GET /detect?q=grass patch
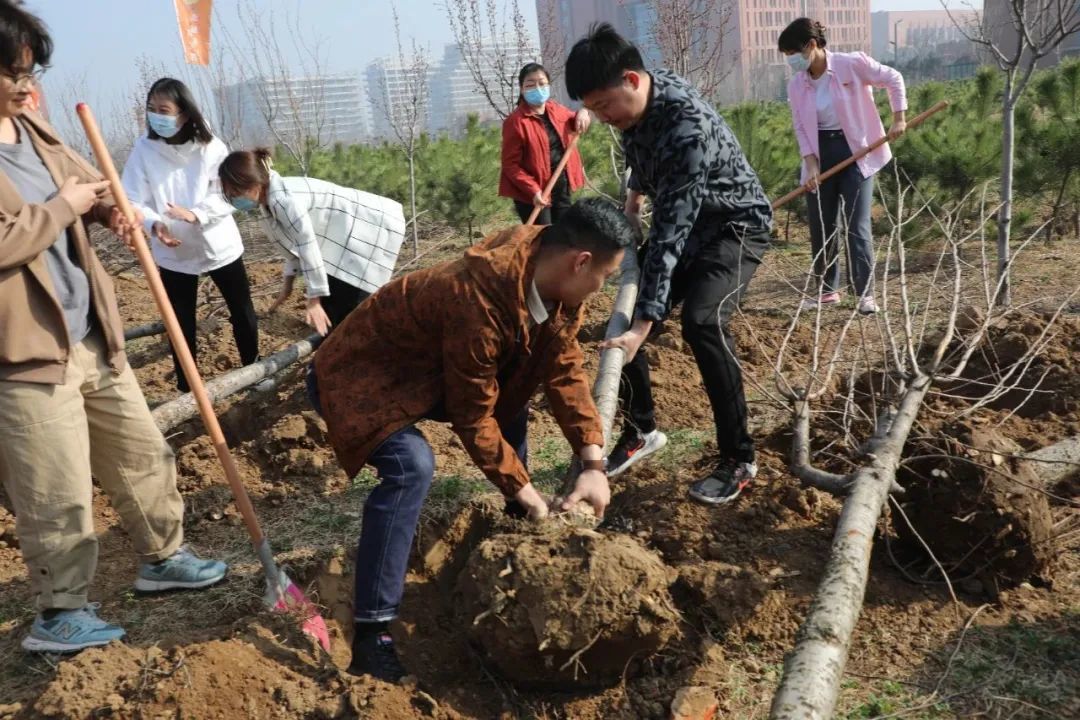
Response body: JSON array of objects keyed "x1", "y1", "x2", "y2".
[
  {"x1": 842, "y1": 680, "x2": 951, "y2": 719},
  {"x1": 933, "y1": 614, "x2": 1080, "y2": 717}
]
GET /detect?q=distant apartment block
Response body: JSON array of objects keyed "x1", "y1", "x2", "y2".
[
  {"x1": 365, "y1": 57, "x2": 431, "y2": 141},
  {"x1": 427, "y1": 36, "x2": 540, "y2": 135},
  {"x1": 215, "y1": 74, "x2": 368, "y2": 149},
  {"x1": 871, "y1": 9, "x2": 980, "y2": 64},
  {"x1": 536, "y1": 0, "x2": 870, "y2": 104},
  {"x1": 535, "y1": 0, "x2": 658, "y2": 100}
]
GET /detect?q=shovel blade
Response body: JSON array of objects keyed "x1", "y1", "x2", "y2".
[{"x1": 265, "y1": 568, "x2": 332, "y2": 652}]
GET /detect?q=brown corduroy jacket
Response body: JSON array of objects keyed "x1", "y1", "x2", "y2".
[
  {"x1": 0, "y1": 111, "x2": 125, "y2": 385},
  {"x1": 314, "y1": 225, "x2": 605, "y2": 495}
]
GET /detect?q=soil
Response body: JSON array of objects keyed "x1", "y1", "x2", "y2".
[
  {"x1": 458, "y1": 524, "x2": 679, "y2": 688},
  {"x1": 0, "y1": 230, "x2": 1078, "y2": 719}
]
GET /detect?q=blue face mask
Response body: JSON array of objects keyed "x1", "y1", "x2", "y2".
[
  {"x1": 147, "y1": 111, "x2": 181, "y2": 138},
  {"x1": 229, "y1": 196, "x2": 259, "y2": 212},
  {"x1": 523, "y1": 86, "x2": 550, "y2": 106},
  {"x1": 787, "y1": 52, "x2": 811, "y2": 74}
]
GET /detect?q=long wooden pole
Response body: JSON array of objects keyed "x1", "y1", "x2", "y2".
[
  {"x1": 76, "y1": 104, "x2": 268, "y2": 550},
  {"x1": 771, "y1": 100, "x2": 949, "y2": 210},
  {"x1": 526, "y1": 134, "x2": 581, "y2": 225}
]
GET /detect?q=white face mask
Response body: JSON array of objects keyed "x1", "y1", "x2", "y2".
[{"x1": 787, "y1": 52, "x2": 811, "y2": 74}]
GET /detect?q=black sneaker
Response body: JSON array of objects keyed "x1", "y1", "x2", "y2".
[
  {"x1": 606, "y1": 429, "x2": 668, "y2": 477},
  {"x1": 688, "y1": 459, "x2": 758, "y2": 506},
  {"x1": 348, "y1": 631, "x2": 408, "y2": 683}
]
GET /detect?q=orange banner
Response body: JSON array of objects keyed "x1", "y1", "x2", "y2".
[{"x1": 174, "y1": 0, "x2": 212, "y2": 66}]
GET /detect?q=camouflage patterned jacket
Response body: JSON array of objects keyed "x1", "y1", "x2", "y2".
[{"x1": 623, "y1": 70, "x2": 773, "y2": 322}]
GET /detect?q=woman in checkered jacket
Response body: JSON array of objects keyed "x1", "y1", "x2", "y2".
[{"x1": 218, "y1": 149, "x2": 406, "y2": 335}]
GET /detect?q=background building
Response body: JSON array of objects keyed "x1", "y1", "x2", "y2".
[
  {"x1": 871, "y1": 9, "x2": 980, "y2": 65},
  {"x1": 536, "y1": 0, "x2": 871, "y2": 105},
  {"x1": 427, "y1": 36, "x2": 540, "y2": 135},
  {"x1": 366, "y1": 57, "x2": 431, "y2": 141},
  {"x1": 216, "y1": 73, "x2": 369, "y2": 148},
  {"x1": 535, "y1": 0, "x2": 657, "y2": 100}
]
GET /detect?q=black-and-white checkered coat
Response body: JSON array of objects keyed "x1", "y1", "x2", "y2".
[{"x1": 260, "y1": 171, "x2": 406, "y2": 297}]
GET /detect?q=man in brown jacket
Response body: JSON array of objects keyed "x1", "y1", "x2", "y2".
[
  {"x1": 0, "y1": 1, "x2": 226, "y2": 655},
  {"x1": 310, "y1": 197, "x2": 637, "y2": 681}
]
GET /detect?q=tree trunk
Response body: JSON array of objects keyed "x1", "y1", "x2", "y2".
[
  {"x1": 559, "y1": 251, "x2": 639, "y2": 497},
  {"x1": 997, "y1": 86, "x2": 1016, "y2": 308},
  {"x1": 769, "y1": 376, "x2": 931, "y2": 720},
  {"x1": 124, "y1": 321, "x2": 165, "y2": 341},
  {"x1": 152, "y1": 334, "x2": 323, "y2": 432},
  {"x1": 1048, "y1": 167, "x2": 1074, "y2": 243},
  {"x1": 408, "y1": 146, "x2": 419, "y2": 257},
  {"x1": 592, "y1": 251, "x2": 640, "y2": 446}
]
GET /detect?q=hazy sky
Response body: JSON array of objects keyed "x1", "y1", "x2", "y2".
[{"x1": 32, "y1": 0, "x2": 980, "y2": 115}]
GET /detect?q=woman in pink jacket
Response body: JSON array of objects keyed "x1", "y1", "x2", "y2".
[{"x1": 780, "y1": 18, "x2": 907, "y2": 314}]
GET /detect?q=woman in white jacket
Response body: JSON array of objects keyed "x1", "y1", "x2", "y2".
[
  {"x1": 218, "y1": 148, "x2": 405, "y2": 335},
  {"x1": 122, "y1": 78, "x2": 258, "y2": 391}
]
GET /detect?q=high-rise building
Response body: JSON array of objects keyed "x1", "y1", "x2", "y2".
[
  {"x1": 215, "y1": 73, "x2": 369, "y2": 149},
  {"x1": 427, "y1": 36, "x2": 540, "y2": 136},
  {"x1": 536, "y1": 0, "x2": 872, "y2": 105},
  {"x1": 365, "y1": 57, "x2": 432, "y2": 141},
  {"x1": 535, "y1": 0, "x2": 656, "y2": 100},
  {"x1": 870, "y1": 9, "x2": 980, "y2": 64}
]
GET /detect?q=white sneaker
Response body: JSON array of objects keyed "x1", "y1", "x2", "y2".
[
  {"x1": 858, "y1": 296, "x2": 879, "y2": 315},
  {"x1": 605, "y1": 429, "x2": 668, "y2": 477}
]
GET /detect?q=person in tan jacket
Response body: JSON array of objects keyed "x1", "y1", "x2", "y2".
[
  {"x1": 308, "y1": 197, "x2": 637, "y2": 682},
  {"x1": 0, "y1": 0, "x2": 226, "y2": 654}
]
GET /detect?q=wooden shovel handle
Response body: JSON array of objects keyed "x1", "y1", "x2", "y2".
[
  {"x1": 526, "y1": 134, "x2": 581, "y2": 226},
  {"x1": 771, "y1": 100, "x2": 950, "y2": 210},
  {"x1": 76, "y1": 103, "x2": 267, "y2": 546}
]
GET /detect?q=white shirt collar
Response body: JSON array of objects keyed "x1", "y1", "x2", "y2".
[{"x1": 527, "y1": 280, "x2": 550, "y2": 325}]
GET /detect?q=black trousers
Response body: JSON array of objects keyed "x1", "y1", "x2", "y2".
[
  {"x1": 323, "y1": 275, "x2": 371, "y2": 329},
  {"x1": 619, "y1": 230, "x2": 768, "y2": 464},
  {"x1": 159, "y1": 256, "x2": 259, "y2": 392},
  {"x1": 513, "y1": 199, "x2": 571, "y2": 226}
]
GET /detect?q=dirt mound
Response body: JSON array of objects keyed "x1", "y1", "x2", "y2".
[
  {"x1": 945, "y1": 312, "x2": 1080, "y2": 427},
  {"x1": 28, "y1": 623, "x2": 430, "y2": 720},
  {"x1": 457, "y1": 525, "x2": 680, "y2": 688},
  {"x1": 898, "y1": 426, "x2": 1057, "y2": 591},
  {"x1": 675, "y1": 562, "x2": 770, "y2": 628}
]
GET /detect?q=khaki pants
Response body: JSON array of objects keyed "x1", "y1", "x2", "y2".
[{"x1": 0, "y1": 333, "x2": 184, "y2": 610}]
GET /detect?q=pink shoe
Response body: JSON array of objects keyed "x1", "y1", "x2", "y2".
[{"x1": 800, "y1": 291, "x2": 842, "y2": 310}]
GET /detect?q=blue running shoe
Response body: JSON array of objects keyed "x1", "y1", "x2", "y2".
[
  {"x1": 135, "y1": 546, "x2": 227, "y2": 592},
  {"x1": 21, "y1": 603, "x2": 125, "y2": 653}
]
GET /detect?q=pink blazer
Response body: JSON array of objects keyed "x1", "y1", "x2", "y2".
[{"x1": 787, "y1": 50, "x2": 907, "y2": 185}]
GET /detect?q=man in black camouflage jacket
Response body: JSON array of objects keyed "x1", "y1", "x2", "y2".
[{"x1": 566, "y1": 23, "x2": 773, "y2": 506}]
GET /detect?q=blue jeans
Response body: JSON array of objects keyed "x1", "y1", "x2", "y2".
[
  {"x1": 306, "y1": 368, "x2": 528, "y2": 622},
  {"x1": 807, "y1": 130, "x2": 876, "y2": 297}
]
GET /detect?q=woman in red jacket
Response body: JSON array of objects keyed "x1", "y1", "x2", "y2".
[{"x1": 499, "y1": 63, "x2": 590, "y2": 224}]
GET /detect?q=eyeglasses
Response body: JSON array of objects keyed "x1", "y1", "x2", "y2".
[{"x1": 0, "y1": 68, "x2": 44, "y2": 87}]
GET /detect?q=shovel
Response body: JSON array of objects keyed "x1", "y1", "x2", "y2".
[
  {"x1": 771, "y1": 100, "x2": 950, "y2": 209},
  {"x1": 76, "y1": 103, "x2": 331, "y2": 653},
  {"x1": 526, "y1": 134, "x2": 581, "y2": 226}
]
